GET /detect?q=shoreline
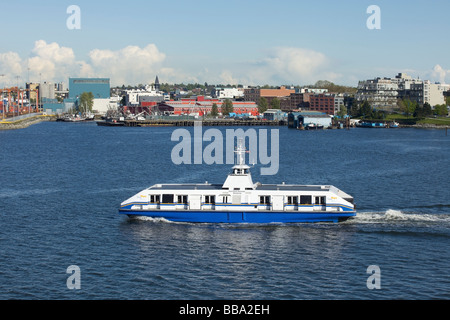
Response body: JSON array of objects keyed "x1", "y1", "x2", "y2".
[
  {"x1": 0, "y1": 115, "x2": 56, "y2": 130},
  {"x1": 0, "y1": 115, "x2": 449, "y2": 130}
]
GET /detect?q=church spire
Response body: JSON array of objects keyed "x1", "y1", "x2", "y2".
[{"x1": 155, "y1": 75, "x2": 160, "y2": 91}]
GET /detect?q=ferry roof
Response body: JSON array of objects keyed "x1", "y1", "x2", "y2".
[{"x1": 147, "y1": 183, "x2": 330, "y2": 192}]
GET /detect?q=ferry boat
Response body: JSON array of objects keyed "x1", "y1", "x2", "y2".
[{"x1": 119, "y1": 140, "x2": 356, "y2": 223}]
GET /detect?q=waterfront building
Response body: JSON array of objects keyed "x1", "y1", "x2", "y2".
[
  {"x1": 244, "y1": 86, "x2": 295, "y2": 110},
  {"x1": 68, "y1": 78, "x2": 110, "y2": 100},
  {"x1": 263, "y1": 109, "x2": 285, "y2": 121},
  {"x1": 92, "y1": 97, "x2": 120, "y2": 114},
  {"x1": 356, "y1": 73, "x2": 447, "y2": 110},
  {"x1": 212, "y1": 87, "x2": 244, "y2": 100},
  {"x1": 65, "y1": 78, "x2": 111, "y2": 114},
  {"x1": 307, "y1": 93, "x2": 344, "y2": 116},
  {"x1": 40, "y1": 82, "x2": 56, "y2": 100},
  {"x1": 355, "y1": 77, "x2": 398, "y2": 111},
  {"x1": 125, "y1": 85, "x2": 163, "y2": 106},
  {"x1": 290, "y1": 92, "x2": 311, "y2": 110},
  {"x1": 288, "y1": 111, "x2": 332, "y2": 129},
  {"x1": 157, "y1": 96, "x2": 259, "y2": 117},
  {"x1": 25, "y1": 83, "x2": 39, "y2": 100}
]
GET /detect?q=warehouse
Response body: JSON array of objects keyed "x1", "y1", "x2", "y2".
[{"x1": 288, "y1": 111, "x2": 332, "y2": 129}]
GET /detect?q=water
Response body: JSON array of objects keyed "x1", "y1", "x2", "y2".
[{"x1": 0, "y1": 122, "x2": 449, "y2": 300}]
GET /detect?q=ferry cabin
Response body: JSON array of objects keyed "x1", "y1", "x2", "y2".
[{"x1": 121, "y1": 183, "x2": 354, "y2": 214}]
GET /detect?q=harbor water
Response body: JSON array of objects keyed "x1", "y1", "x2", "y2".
[{"x1": 0, "y1": 122, "x2": 449, "y2": 300}]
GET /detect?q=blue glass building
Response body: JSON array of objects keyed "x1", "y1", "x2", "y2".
[{"x1": 68, "y1": 78, "x2": 110, "y2": 99}]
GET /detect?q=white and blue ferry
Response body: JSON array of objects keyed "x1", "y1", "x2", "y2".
[{"x1": 119, "y1": 140, "x2": 356, "y2": 223}]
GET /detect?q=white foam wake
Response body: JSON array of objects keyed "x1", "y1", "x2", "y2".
[{"x1": 351, "y1": 209, "x2": 450, "y2": 224}]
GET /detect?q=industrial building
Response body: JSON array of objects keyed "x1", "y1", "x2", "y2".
[
  {"x1": 68, "y1": 78, "x2": 110, "y2": 99},
  {"x1": 59, "y1": 78, "x2": 114, "y2": 114},
  {"x1": 263, "y1": 109, "x2": 285, "y2": 121},
  {"x1": 288, "y1": 111, "x2": 332, "y2": 129}
]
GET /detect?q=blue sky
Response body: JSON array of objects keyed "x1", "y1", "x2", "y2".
[{"x1": 1, "y1": 0, "x2": 449, "y2": 87}]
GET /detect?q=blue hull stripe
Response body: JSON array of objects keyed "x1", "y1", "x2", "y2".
[
  {"x1": 120, "y1": 203, "x2": 355, "y2": 212},
  {"x1": 118, "y1": 209, "x2": 356, "y2": 223}
]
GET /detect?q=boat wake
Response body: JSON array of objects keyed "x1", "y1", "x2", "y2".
[
  {"x1": 129, "y1": 216, "x2": 174, "y2": 224},
  {"x1": 350, "y1": 209, "x2": 450, "y2": 224}
]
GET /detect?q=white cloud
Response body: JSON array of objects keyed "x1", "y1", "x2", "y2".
[
  {"x1": 28, "y1": 40, "x2": 76, "y2": 83},
  {"x1": 86, "y1": 44, "x2": 166, "y2": 85},
  {"x1": 431, "y1": 64, "x2": 450, "y2": 84},
  {"x1": 0, "y1": 41, "x2": 171, "y2": 87},
  {"x1": 219, "y1": 70, "x2": 238, "y2": 85},
  {"x1": 217, "y1": 47, "x2": 338, "y2": 86},
  {"x1": 0, "y1": 52, "x2": 23, "y2": 85}
]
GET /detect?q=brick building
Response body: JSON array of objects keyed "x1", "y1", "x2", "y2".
[
  {"x1": 308, "y1": 93, "x2": 337, "y2": 116},
  {"x1": 244, "y1": 86, "x2": 295, "y2": 110}
]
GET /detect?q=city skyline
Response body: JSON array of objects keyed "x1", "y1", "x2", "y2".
[{"x1": 1, "y1": 0, "x2": 449, "y2": 87}]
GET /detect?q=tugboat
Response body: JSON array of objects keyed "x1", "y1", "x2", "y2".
[{"x1": 119, "y1": 140, "x2": 356, "y2": 223}]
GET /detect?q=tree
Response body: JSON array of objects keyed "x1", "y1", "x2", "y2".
[
  {"x1": 258, "y1": 97, "x2": 268, "y2": 114},
  {"x1": 400, "y1": 99, "x2": 417, "y2": 118},
  {"x1": 221, "y1": 99, "x2": 233, "y2": 116},
  {"x1": 211, "y1": 103, "x2": 218, "y2": 117},
  {"x1": 423, "y1": 102, "x2": 432, "y2": 117},
  {"x1": 337, "y1": 105, "x2": 348, "y2": 118},
  {"x1": 79, "y1": 92, "x2": 94, "y2": 112},
  {"x1": 434, "y1": 104, "x2": 448, "y2": 116},
  {"x1": 360, "y1": 101, "x2": 373, "y2": 119},
  {"x1": 414, "y1": 102, "x2": 432, "y2": 118},
  {"x1": 270, "y1": 97, "x2": 281, "y2": 109},
  {"x1": 350, "y1": 101, "x2": 360, "y2": 117},
  {"x1": 397, "y1": 99, "x2": 406, "y2": 113}
]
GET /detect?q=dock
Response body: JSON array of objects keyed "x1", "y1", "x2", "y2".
[{"x1": 124, "y1": 119, "x2": 287, "y2": 127}]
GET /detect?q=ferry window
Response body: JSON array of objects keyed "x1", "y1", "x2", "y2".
[
  {"x1": 300, "y1": 196, "x2": 312, "y2": 205},
  {"x1": 288, "y1": 196, "x2": 298, "y2": 205},
  {"x1": 260, "y1": 196, "x2": 270, "y2": 205},
  {"x1": 222, "y1": 196, "x2": 228, "y2": 203},
  {"x1": 162, "y1": 194, "x2": 174, "y2": 204},
  {"x1": 205, "y1": 195, "x2": 215, "y2": 204},
  {"x1": 150, "y1": 195, "x2": 160, "y2": 204},
  {"x1": 315, "y1": 196, "x2": 326, "y2": 205},
  {"x1": 178, "y1": 195, "x2": 188, "y2": 204}
]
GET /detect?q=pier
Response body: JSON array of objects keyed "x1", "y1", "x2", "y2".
[{"x1": 124, "y1": 119, "x2": 287, "y2": 127}]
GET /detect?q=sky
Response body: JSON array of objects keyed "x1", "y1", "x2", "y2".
[{"x1": 0, "y1": 0, "x2": 449, "y2": 87}]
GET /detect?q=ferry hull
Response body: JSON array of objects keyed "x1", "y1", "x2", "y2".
[{"x1": 119, "y1": 209, "x2": 356, "y2": 224}]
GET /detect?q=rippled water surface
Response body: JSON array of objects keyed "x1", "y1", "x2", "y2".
[{"x1": 0, "y1": 122, "x2": 449, "y2": 299}]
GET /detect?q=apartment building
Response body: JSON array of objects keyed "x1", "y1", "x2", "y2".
[
  {"x1": 356, "y1": 73, "x2": 447, "y2": 110},
  {"x1": 355, "y1": 78, "x2": 398, "y2": 111}
]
